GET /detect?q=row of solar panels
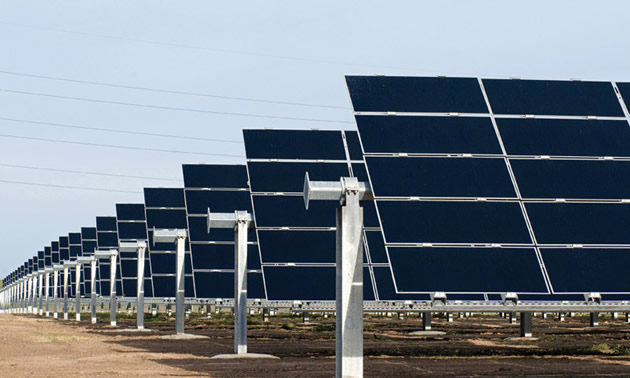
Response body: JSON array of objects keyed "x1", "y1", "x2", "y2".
[{"x1": 5, "y1": 76, "x2": 630, "y2": 301}]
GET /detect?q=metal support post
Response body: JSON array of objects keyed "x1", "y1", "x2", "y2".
[
  {"x1": 626, "y1": 312, "x2": 630, "y2": 323},
  {"x1": 520, "y1": 312, "x2": 532, "y2": 337},
  {"x1": 558, "y1": 312, "x2": 565, "y2": 321},
  {"x1": 152, "y1": 229, "x2": 188, "y2": 335},
  {"x1": 38, "y1": 273, "x2": 43, "y2": 316},
  {"x1": 303, "y1": 174, "x2": 371, "y2": 378},
  {"x1": 75, "y1": 264, "x2": 81, "y2": 321},
  {"x1": 27, "y1": 277, "x2": 33, "y2": 314},
  {"x1": 109, "y1": 254, "x2": 117, "y2": 326},
  {"x1": 53, "y1": 267, "x2": 60, "y2": 319},
  {"x1": 423, "y1": 312, "x2": 432, "y2": 331},
  {"x1": 590, "y1": 312, "x2": 599, "y2": 327},
  {"x1": 509, "y1": 312, "x2": 516, "y2": 324},
  {"x1": 90, "y1": 258, "x2": 97, "y2": 324},
  {"x1": 135, "y1": 242, "x2": 147, "y2": 329},
  {"x1": 447, "y1": 312, "x2": 453, "y2": 323},
  {"x1": 45, "y1": 270, "x2": 50, "y2": 317},
  {"x1": 263, "y1": 307, "x2": 270, "y2": 322},
  {"x1": 175, "y1": 235, "x2": 186, "y2": 334},
  {"x1": 63, "y1": 265, "x2": 70, "y2": 320}
]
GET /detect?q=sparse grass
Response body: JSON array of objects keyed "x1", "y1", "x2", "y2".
[
  {"x1": 281, "y1": 322, "x2": 296, "y2": 330},
  {"x1": 313, "y1": 324, "x2": 334, "y2": 332}
]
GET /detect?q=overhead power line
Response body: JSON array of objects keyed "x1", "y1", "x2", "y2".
[
  {"x1": 0, "y1": 70, "x2": 349, "y2": 110},
  {"x1": 0, "y1": 163, "x2": 181, "y2": 182},
  {"x1": 0, "y1": 179, "x2": 141, "y2": 194},
  {"x1": 0, "y1": 117, "x2": 241, "y2": 143},
  {"x1": 0, "y1": 88, "x2": 354, "y2": 124},
  {"x1": 0, "y1": 133, "x2": 243, "y2": 157}
]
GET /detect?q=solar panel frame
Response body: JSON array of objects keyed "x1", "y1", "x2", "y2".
[
  {"x1": 348, "y1": 75, "x2": 630, "y2": 296},
  {"x1": 182, "y1": 164, "x2": 265, "y2": 300},
  {"x1": 144, "y1": 188, "x2": 194, "y2": 298},
  {"x1": 115, "y1": 203, "x2": 151, "y2": 298}
]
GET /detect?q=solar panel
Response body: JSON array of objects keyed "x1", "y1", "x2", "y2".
[
  {"x1": 244, "y1": 129, "x2": 423, "y2": 301},
  {"x1": 116, "y1": 203, "x2": 151, "y2": 298},
  {"x1": 144, "y1": 188, "x2": 194, "y2": 298},
  {"x1": 347, "y1": 75, "x2": 630, "y2": 296},
  {"x1": 182, "y1": 164, "x2": 265, "y2": 299},
  {"x1": 96, "y1": 216, "x2": 122, "y2": 296},
  {"x1": 80, "y1": 227, "x2": 97, "y2": 296},
  {"x1": 68, "y1": 232, "x2": 81, "y2": 297}
]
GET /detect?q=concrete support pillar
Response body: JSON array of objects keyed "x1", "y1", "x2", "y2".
[
  {"x1": 520, "y1": 312, "x2": 532, "y2": 338},
  {"x1": 422, "y1": 312, "x2": 432, "y2": 331},
  {"x1": 175, "y1": 236, "x2": 186, "y2": 334},
  {"x1": 90, "y1": 259, "x2": 97, "y2": 324},
  {"x1": 590, "y1": 312, "x2": 599, "y2": 327}
]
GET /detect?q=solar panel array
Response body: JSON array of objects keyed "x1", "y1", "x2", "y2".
[
  {"x1": 116, "y1": 203, "x2": 152, "y2": 298},
  {"x1": 183, "y1": 164, "x2": 265, "y2": 299},
  {"x1": 6, "y1": 75, "x2": 630, "y2": 305},
  {"x1": 144, "y1": 188, "x2": 194, "y2": 298}
]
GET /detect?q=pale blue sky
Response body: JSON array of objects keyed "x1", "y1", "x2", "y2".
[{"x1": 1, "y1": 0, "x2": 630, "y2": 277}]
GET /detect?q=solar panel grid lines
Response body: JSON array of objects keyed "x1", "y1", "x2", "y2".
[
  {"x1": 347, "y1": 75, "x2": 630, "y2": 297},
  {"x1": 80, "y1": 227, "x2": 97, "y2": 296},
  {"x1": 143, "y1": 187, "x2": 194, "y2": 298},
  {"x1": 244, "y1": 128, "x2": 426, "y2": 301},
  {"x1": 95, "y1": 216, "x2": 122, "y2": 297},
  {"x1": 68, "y1": 232, "x2": 82, "y2": 297},
  {"x1": 115, "y1": 203, "x2": 151, "y2": 298},
  {"x1": 182, "y1": 164, "x2": 265, "y2": 300}
]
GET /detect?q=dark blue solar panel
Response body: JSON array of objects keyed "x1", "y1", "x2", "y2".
[
  {"x1": 243, "y1": 129, "x2": 346, "y2": 160},
  {"x1": 346, "y1": 76, "x2": 488, "y2": 113},
  {"x1": 389, "y1": 247, "x2": 547, "y2": 293},
  {"x1": 120, "y1": 260, "x2": 137, "y2": 278},
  {"x1": 365, "y1": 231, "x2": 387, "y2": 264},
  {"x1": 69, "y1": 246, "x2": 81, "y2": 257},
  {"x1": 252, "y1": 196, "x2": 338, "y2": 228},
  {"x1": 542, "y1": 248, "x2": 630, "y2": 292},
  {"x1": 512, "y1": 159, "x2": 630, "y2": 199},
  {"x1": 247, "y1": 162, "x2": 350, "y2": 193},
  {"x1": 617, "y1": 82, "x2": 630, "y2": 110},
  {"x1": 69, "y1": 233, "x2": 81, "y2": 245},
  {"x1": 497, "y1": 118, "x2": 630, "y2": 157},
  {"x1": 96, "y1": 217, "x2": 117, "y2": 231},
  {"x1": 152, "y1": 276, "x2": 194, "y2": 298},
  {"x1": 59, "y1": 236, "x2": 69, "y2": 248},
  {"x1": 372, "y1": 267, "x2": 430, "y2": 300},
  {"x1": 81, "y1": 227, "x2": 96, "y2": 240},
  {"x1": 345, "y1": 131, "x2": 364, "y2": 161},
  {"x1": 117, "y1": 222, "x2": 148, "y2": 240},
  {"x1": 193, "y1": 272, "x2": 265, "y2": 299},
  {"x1": 527, "y1": 203, "x2": 630, "y2": 245},
  {"x1": 182, "y1": 164, "x2": 249, "y2": 189},
  {"x1": 145, "y1": 209, "x2": 187, "y2": 229},
  {"x1": 379, "y1": 201, "x2": 531, "y2": 244},
  {"x1": 264, "y1": 267, "x2": 335, "y2": 300},
  {"x1": 185, "y1": 190, "x2": 252, "y2": 215},
  {"x1": 116, "y1": 204, "x2": 146, "y2": 221},
  {"x1": 356, "y1": 115, "x2": 501, "y2": 155},
  {"x1": 257, "y1": 230, "x2": 336, "y2": 263},
  {"x1": 97, "y1": 232, "x2": 118, "y2": 248},
  {"x1": 82, "y1": 240, "x2": 96, "y2": 254},
  {"x1": 367, "y1": 157, "x2": 515, "y2": 198},
  {"x1": 190, "y1": 244, "x2": 260, "y2": 270},
  {"x1": 483, "y1": 79, "x2": 623, "y2": 116},
  {"x1": 144, "y1": 188, "x2": 185, "y2": 208}
]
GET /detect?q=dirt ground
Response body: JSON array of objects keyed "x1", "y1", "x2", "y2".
[{"x1": 2, "y1": 311, "x2": 630, "y2": 377}]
